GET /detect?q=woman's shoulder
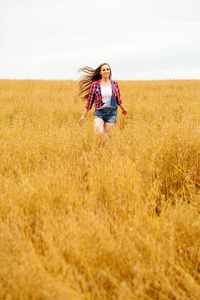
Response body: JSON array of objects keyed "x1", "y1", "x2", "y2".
[
  {"x1": 112, "y1": 80, "x2": 119, "y2": 87},
  {"x1": 91, "y1": 79, "x2": 101, "y2": 86}
]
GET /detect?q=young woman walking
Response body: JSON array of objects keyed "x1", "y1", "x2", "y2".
[{"x1": 79, "y1": 63, "x2": 127, "y2": 137}]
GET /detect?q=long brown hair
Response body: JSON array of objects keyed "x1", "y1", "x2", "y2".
[{"x1": 78, "y1": 63, "x2": 112, "y2": 101}]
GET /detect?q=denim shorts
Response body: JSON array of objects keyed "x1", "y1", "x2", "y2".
[{"x1": 93, "y1": 109, "x2": 117, "y2": 123}]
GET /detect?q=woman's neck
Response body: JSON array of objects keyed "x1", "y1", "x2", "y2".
[{"x1": 101, "y1": 78, "x2": 111, "y2": 86}]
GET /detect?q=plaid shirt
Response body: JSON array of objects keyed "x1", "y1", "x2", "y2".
[{"x1": 85, "y1": 79, "x2": 123, "y2": 110}]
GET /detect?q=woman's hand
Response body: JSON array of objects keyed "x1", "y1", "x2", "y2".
[
  {"x1": 79, "y1": 116, "x2": 85, "y2": 124},
  {"x1": 119, "y1": 104, "x2": 127, "y2": 115},
  {"x1": 122, "y1": 108, "x2": 127, "y2": 115},
  {"x1": 79, "y1": 108, "x2": 89, "y2": 124}
]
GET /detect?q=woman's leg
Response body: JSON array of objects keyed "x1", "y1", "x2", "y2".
[
  {"x1": 94, "y1": 117, "x2": 105, "y2": 135},
  {"x1": 104, "y1": 112, "x2": 117, "y2": 135},
  {"x1": 104, "y1": 122, "x2": 115, "y2": 135},
  {"x1": 94, "y1": 117, "x2": 107, "y2": 145}
]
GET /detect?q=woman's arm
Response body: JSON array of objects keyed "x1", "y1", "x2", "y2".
[
  {"x1": 114, "y1": 81, "x2": 123, "y2": 106},
  {"x1": 119, "y1": 103, "x2": 127, "y2": 115},
  {"x1": 114, "y1": 81, "x2": 127, "y2": 114},
  {"x1": 85, "y1": 82, "x2": 96, "y2": 110},
  {"x1": 80, "y1": 82, "x2": 96, "y2": 123}
]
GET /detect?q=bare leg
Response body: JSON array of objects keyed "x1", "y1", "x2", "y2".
[
  {"x1": 94, "y1": 118, "x2": 106, "y2": 146},
  {"x1": 94, "y1": 118, "x2": 115, "y2": 146},
  {"x1": 94, "y1": 117, "x2": 105, "y2": 135},
  {"x1": 104, "y1": 122, "x2": 115, "y2": 135}
]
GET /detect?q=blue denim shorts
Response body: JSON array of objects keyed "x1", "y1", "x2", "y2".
[{"x1": 93, "y1": 109, "x2": 117, "y2": 123}]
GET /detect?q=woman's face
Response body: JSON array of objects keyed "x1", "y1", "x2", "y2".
[{"x1": 100, "y1": 64, "x2": 110, "y2": 79}]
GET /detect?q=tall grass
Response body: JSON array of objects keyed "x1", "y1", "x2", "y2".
[{"x1": 0, "y1": 79, "x2": 200, "y2": 299}]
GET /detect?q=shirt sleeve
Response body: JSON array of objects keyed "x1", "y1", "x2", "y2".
[
  {"x1": 114, "y1": 81, "x2": 123, "y2": 105},
  {"x1": 85, "y1": 82, "x2": 96, "y2": 110}
]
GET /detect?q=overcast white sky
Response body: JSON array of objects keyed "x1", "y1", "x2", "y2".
[{"x1": 0, "y1": 0, "x2": 200, "y2": 80}]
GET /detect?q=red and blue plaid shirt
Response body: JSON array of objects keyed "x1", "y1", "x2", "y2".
[{"x1": 85, "y1": 79, "x2": 123, "y2": 110}]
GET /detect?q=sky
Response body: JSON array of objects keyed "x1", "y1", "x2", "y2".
[{"x1": 0, "y1": 0, "x2": 200, "y2": 80}]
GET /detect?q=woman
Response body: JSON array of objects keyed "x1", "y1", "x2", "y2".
[{"x1": 79, "y1": 63, "x2": 127, "y2": 136}]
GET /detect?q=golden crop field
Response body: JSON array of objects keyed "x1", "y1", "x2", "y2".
[{"x1": 0, "y1": 79, "x2": 200, "y2": 299}]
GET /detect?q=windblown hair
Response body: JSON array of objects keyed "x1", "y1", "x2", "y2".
[{"x1": 78, "y1": 63, "x2": 112, "y2": 101}]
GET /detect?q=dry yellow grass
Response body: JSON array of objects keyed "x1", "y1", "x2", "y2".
[{"x1": 0, "y1": 79, "x2": 200, "y2": 299}]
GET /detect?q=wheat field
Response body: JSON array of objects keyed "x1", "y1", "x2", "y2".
[{"x1": 0, "y1": 79, "x2": 200, "y2": 299}]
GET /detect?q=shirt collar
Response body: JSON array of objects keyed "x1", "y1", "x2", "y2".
[{"x1": 97, "y1": 79, "x2": 114, "y2": 93}]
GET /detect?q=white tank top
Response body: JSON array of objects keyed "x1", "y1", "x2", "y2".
[{"x1": 101, "y1": 85, "x2": 112, "y2": 109}]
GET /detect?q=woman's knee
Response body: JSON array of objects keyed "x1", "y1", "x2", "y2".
[{"x1": 95, "y1": 125, "x2": 104, "y2": 135}]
